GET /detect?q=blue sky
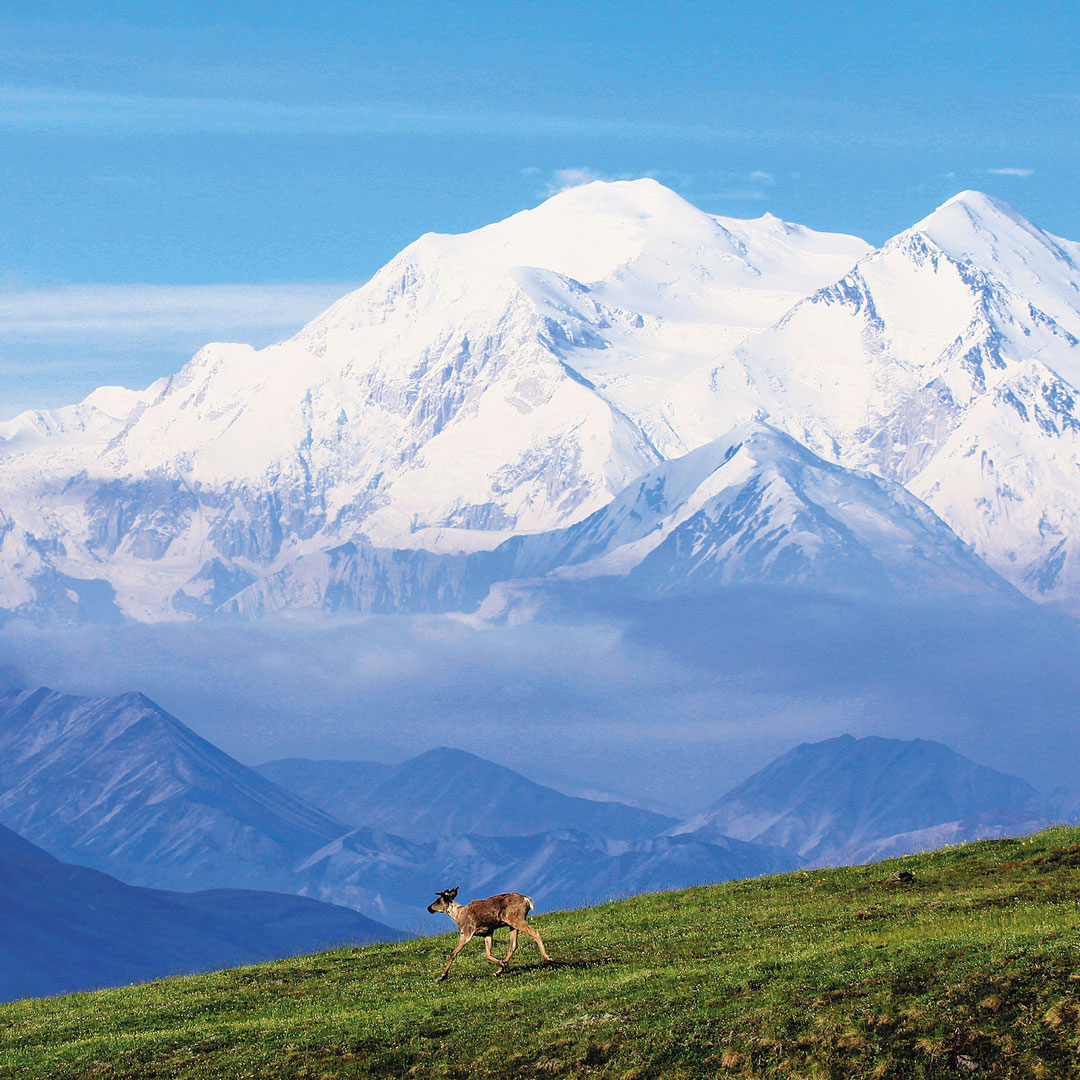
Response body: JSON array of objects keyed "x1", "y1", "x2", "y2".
[{"x1": 2, "y1": 0, "x2": 1077, "y2": 417}]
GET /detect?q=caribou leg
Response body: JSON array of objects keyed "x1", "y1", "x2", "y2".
[
  {"x1": 436, "y1": 931, "x2": 472, "y2": 982},
  {"x1": 521, "y1": 921, "x2": 553, "y2": 962},
  {"x1": 503, "y1": 928, "x2": 519, "y2": 964},
  {"x1": 483, "y1": 934, "x2": 506, "y2": 974}
]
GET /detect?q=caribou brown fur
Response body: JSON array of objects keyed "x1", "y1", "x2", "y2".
[{"x1": 427, "y1": 887, "x2": 553, "y2": 981}]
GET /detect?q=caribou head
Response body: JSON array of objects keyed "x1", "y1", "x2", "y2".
[{"x1": 427, "y1": 887, "x2": 459, "y2": 914}]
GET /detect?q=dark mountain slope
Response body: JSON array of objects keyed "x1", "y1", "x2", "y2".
[{"x1": 0, "y1": 822, "x2": 401, "y2": 1003}]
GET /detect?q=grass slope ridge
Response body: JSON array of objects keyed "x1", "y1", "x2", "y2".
[{"x1": 3, "y1": 828, "x2": 1080, "y2": 1079}]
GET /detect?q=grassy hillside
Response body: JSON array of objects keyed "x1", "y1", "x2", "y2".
[{"x1": 3, "y1": 827, "x2": 1080, "y2": 1079}]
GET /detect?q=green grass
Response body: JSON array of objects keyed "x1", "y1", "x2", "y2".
[{"x1": 3, "y1": 828, "x2": 1080, "y2": 1079}]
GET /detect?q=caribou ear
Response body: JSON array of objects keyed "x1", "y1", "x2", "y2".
[{"x1": 447, "y1": 887, "x2": 459, "y2": 899}]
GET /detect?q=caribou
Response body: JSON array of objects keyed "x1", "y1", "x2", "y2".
[{"x1": 427, "y1": 887, "x2": 553, "y2": 981}]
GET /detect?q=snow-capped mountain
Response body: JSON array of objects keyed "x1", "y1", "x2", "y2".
[
  {"x1": 2, "y1": 180, "x2": 1079, "y2": 619},
  {"x1": 501, "y1": 421, "x2": 1015, "y2": 599},
  {"x1": 664, "y1": 191, "x2": 1080, "y2": 602}
]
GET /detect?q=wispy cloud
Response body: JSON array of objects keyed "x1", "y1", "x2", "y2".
[
  {"x1": 748, "y1": 170, "x2": 775, "y2": 184},
  {"x1": 0, "y1": 281, "x2": 357, "y2": 341},
  {"x1": 0, "y1": 84, "x2": 936, "y2": 150},
  {"x1": 542, "y1": 167, "x2": 620, "y2": 195},
  {"x1": 699, "y1": 190, "x2": 769, "y2": 202},
  {"x1": 987, "y1": 167, "x2": 1034, "y2": 177},
  {"x1": 0, "y1": 84, "x2": 749, "y2": 141}
]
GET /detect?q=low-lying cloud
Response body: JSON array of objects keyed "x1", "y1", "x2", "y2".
[
  {"x1": 0, "y1": 281, "x2": 358, "y2": 341},
  {"x1": 3, "y1": 588, "x2": 1079, "y2": 814}
]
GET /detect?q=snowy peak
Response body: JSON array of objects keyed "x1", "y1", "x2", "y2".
[
  {"x1": 218, "y1": 419, "x2": 1017, "y2": 619},
  {"x1": 652, "y1": 189, "x2": 1080, "y2": 604},
  {"x1": 495, "y1": 421, "x2": 1014, "y2": 601},
  {"x1": 456, "y1": 178, "x2": 728, "y2": 283},
  {"x1": 919, "y1": 189, "x2": 1064, "y2": 255},
  {"x1": 808, "y1": 203, "x2": 1077, "y2": 387},
  {"x1": 303, "y1": 178, "x2": 730, "y2": 331},
  {"x1": 303, "y1": 177, "x2": 867, "y2": 333},
  {"x1": 625, "y1": 429, "x2": 1012, "y2": 596},
  {"x1": 433, "y1": 178, "x2": 747, "y2": 290},
  {"x1": 912, "y1": 190, "x2": 1080, "y2": 340},
  {"x1": 0, "y1": 382, "x2": 158, "y2": 461},
  {"x1": 922, "y1": 189, "x2": 1032, "y2": 233}
]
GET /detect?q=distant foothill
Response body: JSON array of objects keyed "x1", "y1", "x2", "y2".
[{"x1": 1, "y1": 683, "x2": 1073, "y2": 1002}]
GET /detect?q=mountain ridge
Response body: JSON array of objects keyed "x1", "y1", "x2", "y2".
[
  {"x1": 222, "y1": 420, "x2": 1021, "y2": 618},
  {"x1": 2, "y1": 181, "x2": 1080, "y2": 618},
  {"x1": 0, "y1": 683, "x2": 800, "y2": 931},
  {"x1": 0, "y1": 685, "x2": 350, "y2": 891},
  {"x1": 254, "y1": 746, "x2": 674, "y2": 841},
  {"x1": 671, "y1": 733, "x2": 1042, "y2": 860}
]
